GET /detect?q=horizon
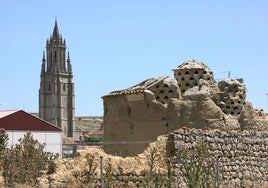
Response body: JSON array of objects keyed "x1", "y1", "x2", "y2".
[{"x1": 1, "y1": 1, "x2": 268, "y2": 116}]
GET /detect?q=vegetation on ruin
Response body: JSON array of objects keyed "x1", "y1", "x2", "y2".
[
  {"x1": 177, "y1": 141, "x2": 217, "y2": 188},
  {"x1": 4, "y1": 129, "x2": 268, "y2": 187}
]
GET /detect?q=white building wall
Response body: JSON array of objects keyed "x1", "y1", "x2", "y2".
[{"x1": 6, "y1": 130, "x2": 62, "y2": 158}]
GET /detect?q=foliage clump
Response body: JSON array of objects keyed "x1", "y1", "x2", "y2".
[
  {"x1": 84, "y1": 136, "x2": 103, "y2": 145},
  {"x1": 0, "y1": 130, "x2": 57, "y2": 187}
]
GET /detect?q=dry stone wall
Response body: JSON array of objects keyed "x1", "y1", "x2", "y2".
[{"x1": 168, "y1": 128, "x2": 268, "y2": 186}]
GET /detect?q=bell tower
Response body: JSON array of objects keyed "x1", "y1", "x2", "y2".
[{"x1": 39, "y1": 20, "x2": 75, "y2": 137}]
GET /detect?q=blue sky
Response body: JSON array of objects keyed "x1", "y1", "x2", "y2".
[{"x1": 0, "y1": 0, "x2": 268, "y2": 116}]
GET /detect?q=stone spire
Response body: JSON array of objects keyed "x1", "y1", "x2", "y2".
[
  {"x1": 67, "y1": 52, "x2": 72, "y2": 73},
  {"x1": 41, "y1": 51, "x2": 46, "y2": 73},
  {"x1": 52, "y1": 20, "x2": 60, "y2": 39}
]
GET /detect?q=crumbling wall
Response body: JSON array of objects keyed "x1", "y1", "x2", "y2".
[
  {"x1": 173, "y1": 60, "x2": 215, "y2": 95},
  {"x1": 103, "y1": 91, "x2": 167, "y2": 157},
  {"x1": 239, "y1": 102, "x2": 268, "y2": 131},
  {"x1": 217, "y1": 79, "x2": 246, "y2": 116},
  {"x1": 149, "y1": 77, "x2": 180, "y2": 104},
  {"x1": 103, "y1": 81, "x2": 247, "y2": 157},
  {"x1": 168, "y1": 128, "x2": 268, "y2": 186},
  {"x1": 103, "y1": 82, "x2": 240, "y2": 157},
  {"x1": 102, "y1": 60, "x2": 268, "y2": 157}
]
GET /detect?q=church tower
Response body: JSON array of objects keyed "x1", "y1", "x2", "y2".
[{"x1": 39, "y1": 21, "x2": 75, "y2": 137}]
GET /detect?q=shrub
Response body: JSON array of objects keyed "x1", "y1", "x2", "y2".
[
  {"x1": 84, "y1": 136, "x2": 103, "y2": 145},
  {"x1": 177, "y1": 141, "x2": 216, "y2": 188},
  {"x1": 0, "y1": 129, "x2": 8, "y2": 169},
  {"x1": 1, "y1": 132, "x2": 56, "y2": 187},
  {"x1": 104, "y1": 158, "x2": 113, "y2": 188},
  {"x1": 81, "y1": 154, "x2": 97, "y2": 185}
]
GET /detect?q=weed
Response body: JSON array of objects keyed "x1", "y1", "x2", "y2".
[
  {"x1": 104, "y1": 158, "x2": 113, "y2": 188},
  {"x1": 177, "y1": 141, "x2": 216, "y2": 188}
]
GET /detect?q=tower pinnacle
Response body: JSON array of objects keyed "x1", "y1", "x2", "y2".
[{"x1": 52, "y1": 20, "x2": 60, "y2": 39}]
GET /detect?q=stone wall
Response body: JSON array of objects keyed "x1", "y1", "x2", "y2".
[{"x1": 167, "y1": 128, "x2": 268, "y2": 186}]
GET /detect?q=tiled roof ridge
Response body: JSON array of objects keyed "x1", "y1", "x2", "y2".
[{"x1": 103, "y1": 76, "x2": 169, "y2": 97}]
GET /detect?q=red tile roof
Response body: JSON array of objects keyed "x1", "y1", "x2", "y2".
[{"x1": 0, "y1": 110, "x2": 61, "y2": 132}]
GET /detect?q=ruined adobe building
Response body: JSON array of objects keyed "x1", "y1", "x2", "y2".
[{"x1": 102, "y1": 60, "x2": 268, "y2": 157}]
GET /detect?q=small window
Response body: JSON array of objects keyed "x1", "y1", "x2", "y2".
[
  {"x1": 203, "y1": 71, "x2": 207, "y2": 74},
  {"x1": 190, "y1": 77, "x2": 194, "y2": 80},
  {"x1": 164, "y1": 84, "x2": 169, "y2": 87},
  {"x1": 185, "y1": 71, "x2": 190, "y2": 75},
  {"x1": 181, "y1": 77, "x2": 185, "y2": 81},
  {"x1": 194, "y1": 70, "x2": 199, "y2": 74},
  {"x1": 160, "y1": 90, "x2": 164, "y2": 93},
  {"x1": 186, "y1": 83, "x2": 190, "y2": 86},
  {"x1": 168, "y1": 90, "x2": 174, "y2": 93},
  {"x1": 164, "y1": 96, "x2": 169, "y2": 99},
  {"x1": 63, "y1": 84, "x2": 66, "y2": 91}
]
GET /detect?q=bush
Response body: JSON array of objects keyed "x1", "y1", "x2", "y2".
[
  {"x1": 177, "y1": 141, "x2": 216, "y2": 188},
  {"x1": 0, "y1": 129, "x2": 8, "y2": 158},
  {"x1": 84, "y1": 136, "x2": 103, "y2": 145},
  {"x1": 1, "y1": 131, "x2": 56, "y2": 187}
]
